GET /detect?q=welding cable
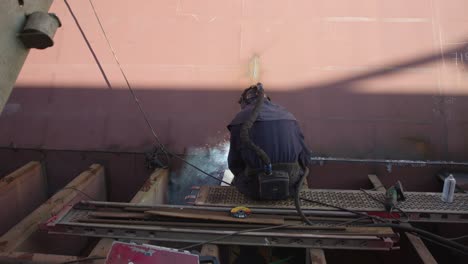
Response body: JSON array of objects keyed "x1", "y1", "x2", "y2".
[
  {"x1": 299, "y1": 191, "x2": 468, "y2": 254},
  {"x1": 171, "y1": 154, "x2": 232, "y2": 185},
  {"x1": 364, "y1": 223, "x2": 468, "y2": 255},
  {"x1": 294, "y1": 168, "x2": 314, "y2": 225},
  {"x1": 239, "y1": 84, "x2": 272, "y2": 172},
  {"x1": 299, "y1": 195, "x2": 468, "y2": 255},
  {"x1": 61, "y1": 187, "x2": 97, "y2": 201},
  {"x1": 390, "y1": 206, "x2": 410, "y2": 223},
  {"x1": 179, "y1": 215, "x2": 372, "y2": 251},
  {"x1": 359, "y1": 188, "x2": 386, "y2": 204},
  {"x1": 294, "y1": 170, "x2": 388, "y2": 226},
  {"x1": 415, "y1": 235, "x2": 468, "y2": 256},
  {"x1": 89, "y1": 0, "x2": 230, "y2": 185},
  {"x1": 448, "y1": 234, "x2": 468, "y2": 241},
  {"x1": 299, "y1": 196, "x2": 387, "y2": 224},
  {"x1": 334, "y1": 216, "x2": 373, "y2": 226},
  {"x1": 178, "y1": 223, "x2": 297, "y2": 250},
  {"x1": 66, "y1": 0, "x2": 231, "y2": 186}
]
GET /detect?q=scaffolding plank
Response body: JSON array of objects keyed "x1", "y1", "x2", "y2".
[
  {"x1": 195, "y1": 186, "x2": 468, "y2": 215},
  {"x1": 309, "y1": 249, "x2": 327, "y2": 264},
  {"x1": 201, "y1": 244, "x2": 220, "y2": 260},
  {"x1": 0, "y1": 164, "x2": 106, "y2": 253},
  {"x1": 405, "y1": 231, "x2": 437, "y2": 264},
  {"x1": 130, "y1": 168, "x2": 169, "y2": 205},
  {"x1": 0, "y1": 162, "x2": 47, "y2": 235},
  {"x1": 368, "y1": 174, "x2": 386, "y2": 192}
]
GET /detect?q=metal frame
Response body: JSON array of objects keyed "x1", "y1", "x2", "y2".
[
  {"x1": 48, "y1": 222, "x2": 397, "y2": 251},
  {"x1": 45, "y1": 203, "x2": 399, "y2": 251}
]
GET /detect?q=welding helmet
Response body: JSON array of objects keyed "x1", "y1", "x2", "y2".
[{"x1": 238, "y1": 83, "x2": 270, "y2": 108}]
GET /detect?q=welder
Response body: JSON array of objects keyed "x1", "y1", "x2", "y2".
[{"x1": 227, "y1": 83, "x2": 311, "y2": 200}]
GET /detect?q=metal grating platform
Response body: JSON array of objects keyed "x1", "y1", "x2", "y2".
[{"x1": 195, "y1": 187, "x2": 468, "y2": 214}]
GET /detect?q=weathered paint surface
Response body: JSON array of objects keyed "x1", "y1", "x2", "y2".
[
  {"x1": 0, "y1": 0, "x2": 53, "y2": 112},
  {"x1": 1, "y1": 0, "x2": 467, "y2": 161}
]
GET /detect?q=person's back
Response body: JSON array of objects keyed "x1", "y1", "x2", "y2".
[{"x1": 227, "y1": 84, "x2": 311, "y2": 200}]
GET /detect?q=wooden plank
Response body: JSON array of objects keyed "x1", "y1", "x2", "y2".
[
  {"x1": 406, "y1": 232, "x2": 437, "y2": 264},
  {"x1": 201, "y1": 244, "x2": 219, "y2": 260},
  {"x1": 366, "y1": 176, "x2": 436, "y2": 263},
  {"x1": 0, "y1": 162, "x2": 47, "y2": 236},
  {"x1": 89, "y1": 211, "x2": 150, "y2": 219},
  {"x1": 89, "y1": 239, "x2": 114, "y2": 263},
  {"x1": 368, "y1": 174, "x2": 386, "y2": 192},
  {"x1": 309, "y1": 249, "x2": 326, "y2": 264},
  {"x1": 0, "y1": 164, "x2": 106, "y2": 253},
  {"x1": 89, "y1": 168, "x2": 169, "y2": 262},
  {"x1": 145, "y1": 208, "x2": 285, "y2": 225},
  {"x1": 130, "y1": 168, "x2": 169, "y2": 205},
  {"x1": 0, "y1": 252, "x2": 78, "y2": 264}
]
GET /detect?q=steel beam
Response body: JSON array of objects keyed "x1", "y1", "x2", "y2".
[
  {"x1": 89, "y1": 168, "x2": 168, "y2": 262},
  {"x1": 49, "y1": 224, "x2": 396, "y2": 250},
  {"x1": 0, "y1": 164, "x2": 106, "y2": 253},
  {"x1": 0, "y1": 162, "x2": 47, "y2": 235},
  {"x1": 47, "y1": 204, "x2": 398, "y2": 251}
]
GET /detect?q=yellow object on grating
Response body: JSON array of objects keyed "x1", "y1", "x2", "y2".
[{"x1": 230, "y1": 206, "x2": 252, "y2": 219}]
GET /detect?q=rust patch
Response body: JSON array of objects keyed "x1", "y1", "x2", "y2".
[
  {"x1": 1, "y1": 176, "x2": 15, "y2": 184},
  {"x1": 140, "y1": 178, "x2": 155, "y2": 192},
  {"x1": 401, "y1": 136, "x2": 433, "y2": 158},
  {"x1": 0, "y1": 162, "x2": 40, "y2": 185},
  {"x1": 86, "y1": 165, "x2": 102, "y2": 176},
  {"x1": 68, "y1": 165, "x2": 102, "y2": 187}
]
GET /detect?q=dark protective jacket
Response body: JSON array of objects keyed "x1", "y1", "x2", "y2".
[{"x1": 227, "y1": 100, "x2": 311, "y2": 199}]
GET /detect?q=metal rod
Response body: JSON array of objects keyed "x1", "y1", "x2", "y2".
[
  {"x1": 60, "y1": 222, "x2": 380, "y2": 240},
  {"x1": 80, "y1": 200, "x2": 356, "y2": 217},
  {"x1": 311, "y1": 157, "x2": 468, "y2": 167},
  {"x1": 77, "y1": 218, "x2": 347, "y2": 230}
]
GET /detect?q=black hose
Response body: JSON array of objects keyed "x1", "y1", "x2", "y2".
[
  {"x1": 239, "y1": 84, "x2": 272, "y2": 172},
  {"x1": 366, "y1": 223, "x2": 468, "y2": 255},
  {"x1": 294, "y1": 167, "x2": 314, "y2": 225}
]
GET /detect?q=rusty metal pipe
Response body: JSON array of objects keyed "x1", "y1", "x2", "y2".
[
  {"x1": 310, "y1": 157, "x2": 468, "y2": 171},
  {"x1": 80, "y1": 200, "x2": 356, "y2": 217}
]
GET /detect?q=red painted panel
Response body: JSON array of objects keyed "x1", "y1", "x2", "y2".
[{"x1": 105, "y1": 242, "x2": 199, "y2": 264}]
